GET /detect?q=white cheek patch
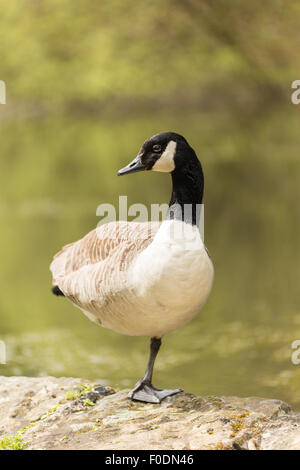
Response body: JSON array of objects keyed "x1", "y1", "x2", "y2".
[{"x1": 152, "y1": 140, "x2": 176, "y2": 172}]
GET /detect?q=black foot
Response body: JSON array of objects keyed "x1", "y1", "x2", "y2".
[{"x1": 128, "y1": 381, "x2": 183, "y2": 404}]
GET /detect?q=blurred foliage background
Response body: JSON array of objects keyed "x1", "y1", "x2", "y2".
[{"x1": 1, "y1": 0, "x2": 300, "y2": 407}]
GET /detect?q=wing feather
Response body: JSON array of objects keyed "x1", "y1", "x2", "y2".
[{"x1": 50, "y1": 221, "x2": 160, "y2": 305}]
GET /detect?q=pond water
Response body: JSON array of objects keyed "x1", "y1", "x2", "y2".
[{"x1": 1, "y1": 109, "x2": 300, "y2": 408}]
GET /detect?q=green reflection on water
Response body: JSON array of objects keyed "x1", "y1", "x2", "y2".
[{"x1": 1, "y1": 111, "x2": 300, "y2": 408}]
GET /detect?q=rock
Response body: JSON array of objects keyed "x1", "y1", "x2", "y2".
[{"x1": 0, "y1": 376, "x2": 299, "y2": 450}]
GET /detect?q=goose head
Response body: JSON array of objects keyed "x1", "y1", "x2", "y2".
[{"x1": 118, "y1": 132, "x2": 195, "y2": 176}]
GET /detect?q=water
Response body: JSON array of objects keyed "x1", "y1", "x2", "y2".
[{"x1": 1, "y1": 109, "x2": 300, "y2": 408}]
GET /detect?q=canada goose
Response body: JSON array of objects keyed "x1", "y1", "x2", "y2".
[{"x1": 50, "y1": 132, "x2": 214, "y2": 403}]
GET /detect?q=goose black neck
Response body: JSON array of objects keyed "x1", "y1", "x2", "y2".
[{"x1": 166, "y1": 150, "x2": 204, "y2": 226}]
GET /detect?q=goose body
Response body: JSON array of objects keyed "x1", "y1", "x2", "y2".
[
  {"x1": 50, "y1": 132, "x2": 214, "y2": 403},
  {"x1": 50, "y1": 219, "x2": 213, "y2": 337}
]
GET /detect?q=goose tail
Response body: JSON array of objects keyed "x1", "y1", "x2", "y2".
[{"x1": 51, "y1": 285, "x2": 65, "y2": 297}]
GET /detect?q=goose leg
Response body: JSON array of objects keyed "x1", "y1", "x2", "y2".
[{"x1": 128, "y1": 337, "x2": 183, "y2": 404}]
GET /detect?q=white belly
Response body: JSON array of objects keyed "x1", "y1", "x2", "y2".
[{"x1": 85, "y1": 220, "x2": 214, "y2": 337}]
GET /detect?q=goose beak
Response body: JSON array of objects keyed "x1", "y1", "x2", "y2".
[{"x1": 118, "y1": 155, "x2": 146, "y2": 176}]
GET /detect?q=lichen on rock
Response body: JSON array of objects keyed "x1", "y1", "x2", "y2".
[{"x1": 0, "y1": 376, "x2": 299, "y2": 450}]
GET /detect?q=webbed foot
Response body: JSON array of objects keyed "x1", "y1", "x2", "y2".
[{"x1": 128, "y1": 381, "x2": 183, "y2": 404}]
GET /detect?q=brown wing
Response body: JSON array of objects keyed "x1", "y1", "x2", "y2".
[{"x1": 50, "y1": 221, "x2": 160, "y2": 303}]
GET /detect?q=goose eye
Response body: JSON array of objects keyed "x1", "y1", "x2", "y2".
[{"x1": 153, "y1": 144, "x2": 161, "y2": 153}]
